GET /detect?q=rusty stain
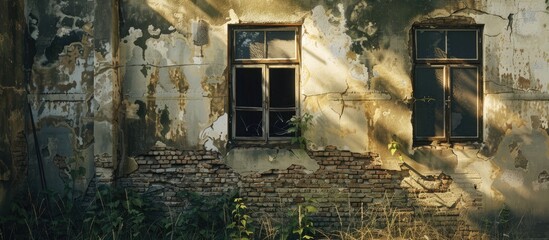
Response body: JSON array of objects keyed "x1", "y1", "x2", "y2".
[
  {"x1": 514, "y1": 150, "x2": 528, "y2": 169},
  {"x1": 58, "y1": 43, "x2": 84, "y2": 74},
  {"x1": 517, "y1": 76, "x2": 530, "y2": 90},
  {"x1": 539, "y1": 170, "x2": 549, "y2": 183},
  {"x1": 168, "y1": 68, "x2": 189, "y2": 94},
  {"x1": 148, "y1": 67, "x2": 160, "y2": 96},
  {"x1": 500, "y1": 73, "x2": 513, "y2": 85}
]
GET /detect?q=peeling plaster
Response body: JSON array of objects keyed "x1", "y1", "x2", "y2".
[
  {"x1": 13, "y1": 0, "x2": 549, "y2": 225},
  {"x1": 200, "y1": 113, "x2": 227, "y2": 152}
]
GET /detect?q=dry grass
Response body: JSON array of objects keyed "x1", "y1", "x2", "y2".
[{"x1": 254, "y1": 193, "x2": 453, "y2": 240}]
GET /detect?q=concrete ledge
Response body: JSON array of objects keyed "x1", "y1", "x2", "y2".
[{"x1": 224, "y1": 148, "x2": 319, "y2": 175}]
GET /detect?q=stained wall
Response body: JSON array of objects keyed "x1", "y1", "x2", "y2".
[
  {"x1": 0, "y1": 0, "x2": 28, "y2": 212},
  {"x1": 9, "y1": 0, "x2": 549, "y2": 231}
]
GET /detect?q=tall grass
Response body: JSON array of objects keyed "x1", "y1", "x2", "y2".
[{"x1": 1, "y1": 188, "x2": 541, "y2": 240}]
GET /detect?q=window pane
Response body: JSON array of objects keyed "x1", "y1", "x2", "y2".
[
  {"x1": 269, "y1": 68, "x2": 295, "y2": 108},
  {"x1": 416, "y1": 30, "x2": 446, "y2": 59},
  {"x1": 235, "y1": 110, "x2": 263, "y2": 137},
  {"x1": 448, "y1": 31, "x2": 477, "y2": 59},
  {"x1": 414, "y1": 67, "x2": 445, "y2": 138},
  {"x1": 267, "y1": 31, "x2": 296, "y2": 58},
  {"x1": 235, "y1": 31, "x2": 264, "y2": 59},
  {"x1": 269, "y1": 111, "x2": 295, "y2": 137},
  {"x1": 235, "y1": 68, "x2": 262, "y2": 107},
  {"x1": 450, "y1": 67, "x2": 478, "y2": 138}
]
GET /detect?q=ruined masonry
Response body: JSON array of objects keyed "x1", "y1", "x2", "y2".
[{"x1": 1, "y1": 0, "x2": 549, "y2": 238}]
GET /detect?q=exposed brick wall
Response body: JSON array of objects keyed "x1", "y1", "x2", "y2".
[
  {"x1": 97, "y1": 145, "x2": 483, "y2": 238},
  {"x1": 239, "y1": 149, "x2": 402, "y2": 229},
  {"x1": 117, "y1": 146, "x2": 239, "y2": 212}
]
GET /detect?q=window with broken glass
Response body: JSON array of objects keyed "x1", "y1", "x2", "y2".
[
  {"x1": 229, "y1": 25, "x2": 300, "y2": 143},
  {"x1": 412, "y1": 26, "x2": 483, "y2": 143}
]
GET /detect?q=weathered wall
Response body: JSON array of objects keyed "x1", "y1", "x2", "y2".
[
  {"x1": 113, "y1": 0, "x2": 549, "y2": 223},
  {"x1": 0, "y1": 0, "x2": 28, "y2": 212},
  {"x1": 9, "y1": 0, "x2": 549, "y2": 234},
  {"x1": 24, "y1": 0, "x2": 97, "y2": 195}
]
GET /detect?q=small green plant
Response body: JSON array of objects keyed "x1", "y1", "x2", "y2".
[
  {"x1": 387, "y1": 140, "x2": 403, "y2": 162},
  {"x1": 287, "y1": 113, "x2": 313, "y2": 149},
  {"x1": 227, "y1": 198, "x2": 254, "y2": 240},
  {"x1": 83, "y1": 185, "x2": 151, "y2": 239},
  {"x1": 292, "y1": 204, "x2": 317, "y2": 240},
  {"x1": 273, "y1": 201, "x2": 318, "y2": 240}
]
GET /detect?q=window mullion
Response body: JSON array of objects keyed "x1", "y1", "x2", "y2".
[
  {"x1": 444, "y1": 30, "x2": 448, "y2": 58},
  {"x1": 263, "y1": 65, "x2": 268, "y2": 142},
  {"x1": 295, "y1": 67, "x2": 299, "y2": 118},
  {"x1": 231, "y1": 67, "x2": 236, "y2": 139},
  {"x1": 444, "y1": 65, "x2": 451, "y2": 141},
  {"x1": 263, "y1": 30, "x2": 267, "y2": 58}
]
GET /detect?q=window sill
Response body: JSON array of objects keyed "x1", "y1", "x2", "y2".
[{"x1": 413, "y1": 140, "x2": 482, "y2": 149}]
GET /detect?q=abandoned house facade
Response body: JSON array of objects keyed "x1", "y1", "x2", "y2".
[{"x1": 2, "y1": 0, "x2": 549, "y2": 237}]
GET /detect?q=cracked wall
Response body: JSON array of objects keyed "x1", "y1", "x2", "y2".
[
  {"x1": 112, "y1": 0, "x2": 549, "y2": 222},
  {"x1": 8, "y1": 0, "x2": 549, "y2": 230}
]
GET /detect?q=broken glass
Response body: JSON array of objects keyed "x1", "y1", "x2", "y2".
[
  {"x1": 447, "y1": 30, "x2": 477, "y2": 59},
  {"x1": 235, "y1": 67, "x2": 262, "y2": 107},
  {"x1": 267, "y1": 31, "x2": 296, "y2": 58},
  {"x1": 450, "y1": 67, "x2": 478, "y2": 138},
  {"x1": 269, "y1": 111, "x2": 295, "y2": 137},
  {"x1": 235, "y1": 31, "x2": 264, "y2": 59},
  {"x1": 414, "y1": 66, "x2": 445, "y2": 138},
  {"x1": 235, "y1": 110, "x2": 263, "y2": 137},
  {"x1": 416, "y1": 30, "x2": 446, "y2": 59},
  {"x1": 269, "y1": 68, "x2": 295, "y2": 108}
]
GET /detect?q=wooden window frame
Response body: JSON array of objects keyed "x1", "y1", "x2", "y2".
[
  {"x1": 228, "y1": 24, "x2": 301, "y2": 145},
  {"x1": 412, "y1": 25, "x2": 484, "y2": 144}
]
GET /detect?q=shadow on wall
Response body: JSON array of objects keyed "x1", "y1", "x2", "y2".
[{"x1": 0, "y1": 0, "x2": 28, "y2": 212}]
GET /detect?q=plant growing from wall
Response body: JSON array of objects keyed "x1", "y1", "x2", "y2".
[
  {"x1": 227, "y1": 198, "x2": 254, "y2": 240},
  {"x1": 287, "y1": 113, "x2": 313, "y2": 149},
  {"x1": 387, "y1": 139, "x2": 404, "y2": 162}
]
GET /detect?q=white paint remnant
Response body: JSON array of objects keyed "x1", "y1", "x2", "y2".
[
  {"x1": 200, "y1": 113, "x2": 228, "y2": 152},
  {"x1": 302, "y1": 5, "x2": 361, "y2": 95},
  {"x1": 147, "y1": 25, "x2": 161, "y2": 36},
  {"x1": 124, "y1": 100, "x2": 140, "y2": 119},
  {"x1": 228, "y1": 9, "x2": 239, "y2": 23}
]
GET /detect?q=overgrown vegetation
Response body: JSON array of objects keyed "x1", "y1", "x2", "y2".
[{"x1": 0, "y1": 187, "x2": 539, "y2": 240}]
